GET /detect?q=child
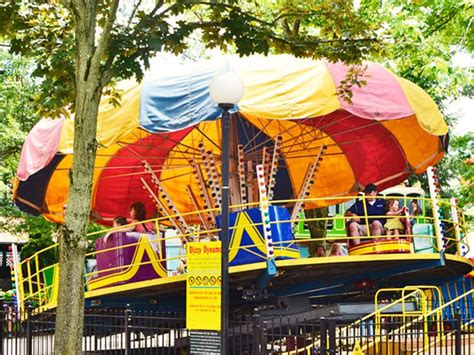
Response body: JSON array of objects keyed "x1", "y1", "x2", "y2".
[
  {"x1": 315, "y1": 245, "x2": 326, "y2": 257},
  {"x1": 177, "y1": 257, "x2": 187, "y2": 274},
  {"x1": 113, "y1": 216, "x2": 128, "y2": 227},
  {"x1": 329, "y1": 243, "x2": 345, "y2": 256},
  {"x1": 104, "y1": 216, "x2": 128, "y2": 242},
  {"x1": 384, "y1": 200, "x2": 406, "y2": 237},
  {"x1": 410, "y1": 200, "x2": 422, "y2": 227}
]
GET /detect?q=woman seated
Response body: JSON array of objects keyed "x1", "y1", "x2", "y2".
[{"x1": 129, "y1": 201, "x2": 155, "y2": 233}]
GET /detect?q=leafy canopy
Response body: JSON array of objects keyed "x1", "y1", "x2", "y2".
[
  {"x1": 0, "y1": 0, "x2": 383, "y2": 117},
  {"x1": 1, "y1": 0, "x2": 472, "y2": 219},
  {"x1": 372, "y1": 0, "x2": 473, "y2": 103}
]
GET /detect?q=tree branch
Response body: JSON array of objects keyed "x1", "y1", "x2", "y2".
[
  {"x1": 127, "y1": 0, "x2": 143, "y2": 28},
  {"x1": 424, "y1": 8, "x2": 459, "y2": 38},
  {"x1": 91, "y1": 0, "x2": 120, "y2": 76},
  {"x1": 99, "y1": 56, "x2": 116, "y2": 88},
  {"x1": 149, "y1": 0, "x2": 165, "y2": 18},
  {"x1": 0, "y1": 146, "x2": 21, "y2": 160},
  {"x1": 423, "y1": 7, "x2": 459, "y2": 35},
  {"x1": 59, "y1": 0, "x2": 72, "y2": 10}
]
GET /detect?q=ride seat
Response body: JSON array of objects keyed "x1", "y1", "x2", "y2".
[{"x1": 412, "y1": 223, "x2": 436, "y2": 253}]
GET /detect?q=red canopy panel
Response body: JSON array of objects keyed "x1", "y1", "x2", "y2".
[
  {"x1": 94, "y1": 128, "x2": 194, "y2": 224},
  {"x1": 304, "y1": 111, "x2": 409, "y2": 191}
]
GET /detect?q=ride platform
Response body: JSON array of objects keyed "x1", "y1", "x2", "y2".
[
  {"x1": 14, "y1": 195, "x2": 472, "y2": 315},
  {"x1": 78, "y1": 251, "x2": 472, "y2": 312}
]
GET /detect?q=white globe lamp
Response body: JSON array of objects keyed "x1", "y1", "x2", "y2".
[{"x1": 209, "y1": 71, "x2": 244, "y2": 107}]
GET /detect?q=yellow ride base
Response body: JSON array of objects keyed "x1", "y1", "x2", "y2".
[{"x1": 349, "y1": 239, "x2": 412, "y2": 256}]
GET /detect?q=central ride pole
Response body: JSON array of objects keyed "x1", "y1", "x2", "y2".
[{"x1": 220, "y1": 105, "x2": 232, "y2": 354}]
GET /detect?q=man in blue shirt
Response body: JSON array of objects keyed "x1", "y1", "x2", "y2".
[{"x1": 345, "y1": 184, "x2": 385, "y2": 246}]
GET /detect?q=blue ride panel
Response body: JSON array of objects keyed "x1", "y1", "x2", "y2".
[{"x1": 217, "y1": 206, "x2": 300, "y2": 266}]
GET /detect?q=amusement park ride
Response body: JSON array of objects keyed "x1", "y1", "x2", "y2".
[{"x1": 9, "y1": 55, "x2": 472, "y2": 320}]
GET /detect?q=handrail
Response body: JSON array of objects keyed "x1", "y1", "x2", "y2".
[
  {"x1": 281, "y1": 289, "x2": 426, "y2": 355},
  {"x1": 374, "y1": 286, "x2": 444, "y2": 352},
  {"x1": 360, "y1": 288, "x2": 474, "y2": 352},
  {"x1": 15, "y1": 195, "x2": 469, "y2": 312}
]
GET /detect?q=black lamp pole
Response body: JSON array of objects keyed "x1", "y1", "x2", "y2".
[{"x1": 220, "y1": 103, "x2": 232, "y2": 355}]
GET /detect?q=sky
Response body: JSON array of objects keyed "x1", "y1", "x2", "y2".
[
  {"x1": 448, "y1": 52, "x2": 473, "y2": 136},
  {"x1": 446, "y1": 96, "x2": 474, "y2": 135}
]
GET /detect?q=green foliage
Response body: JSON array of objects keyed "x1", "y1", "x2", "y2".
[
  {"x1": 19, "y1": 232, "x2": 57, "y2": 268},
  {"x1": 85, "y1": 222, "x2": 107, "y2": 253},
  {"x1": 0, "y1": 199, "x2": 105, "y2": 260},
  {"x1": 0, "y1": 1, "x2": 384, "y2": 116},
  {"x1": 0, "y1": 200, "x2": 57, "y2": 239},
  {"x1": 365, "y1": 0, "x2": 473, "y2": 212},
  {"x1": 2, "y1": 1, "x2": 469, "y2": 121},
  {"x1": 439, "y1": 133, "x2": 474, "y2": 210},
  {"x1": 371, "y1": 0, "x2": 473, "y2": 105},
  {"x1": 412, "y1": 132, "x2": 473, "y2": 219},
  {"x1": 0, "y1": 52, "x2": 41, "y2": 196},
  {"x1": 0, "y1": 199, "x2": 58, "y2": 269}
]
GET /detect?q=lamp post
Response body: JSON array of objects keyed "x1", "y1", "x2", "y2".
[{"x1": 209, "y1": 71, "x2": 244, "y2": 354}]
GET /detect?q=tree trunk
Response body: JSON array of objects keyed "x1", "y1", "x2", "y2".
[
  {"x1": 53, "y1": 90, "x2": 102, "y2": 354},
  {"x1": 305, "y1": 207, "x2": 329, "y2": 256},
  {"x1": 54, "y1": 1, "x2": 103, "y2": 353}
]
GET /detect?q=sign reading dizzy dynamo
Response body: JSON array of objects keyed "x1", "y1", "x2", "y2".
[{"x1": 186, "y1": 241, "x2": 222, "y2": 330}]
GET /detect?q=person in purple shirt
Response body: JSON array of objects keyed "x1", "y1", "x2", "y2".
[{"x1": 345, "y1": 184, "x2": 386, "y2": 246}]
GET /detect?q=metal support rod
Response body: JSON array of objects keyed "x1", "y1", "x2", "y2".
[
  {"x1": 220, "y1": 105, "x2": 232, "y2": 354},
  {"x1": 124, "y1": 306, "x2": 131, "y2": 355},
  {"x1": 328, "y1": 318, "x2": 336, "y2": 355},
  {"x1": 26, "y1": 303, "x2": 33, "y2": 355},
  {"x1": 454, "y1": 310, "x2": 462, "y2": 355},
  {"x1": 320, "y1": 317, "x2": 328, "y2": 354}
]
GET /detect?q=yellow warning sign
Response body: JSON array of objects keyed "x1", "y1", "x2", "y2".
[
  {"x1": 352, "y1": 340, "x2": 364, "y2": 355},
  {"x1": 186, "y1": 241, "x2": 222, "y2": 331}
]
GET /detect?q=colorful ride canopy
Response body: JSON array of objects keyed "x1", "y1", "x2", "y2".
[{"x1": 14, "y1": 55, "x2": 448, "y2": 225}]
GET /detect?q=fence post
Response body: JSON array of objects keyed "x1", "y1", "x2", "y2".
[
  {"x1": 320, "y1": 317, "x2": 328, "y2": 354},
  {"x1": 252, "y1": 308, "x2": 264, "y2": 355},
  {"x1": 328, "y1": 318, "x2": 336, "y2": 355},
  {"x1": 26, "y1": 302, "x2": 33, "y2": 355},
  {"x1": 454, "y1": 309, "x2": 462, "y2": 355},
  {"x1": 0, "y1": 297, "x2": 3, "y2": 351},
  {"x1": 124, "y1": 305, "x2": 131, "y2": 355}
]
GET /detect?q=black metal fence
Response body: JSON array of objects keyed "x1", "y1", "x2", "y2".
[
  {"x1": 0, "y1": 304, "x2": 187, "y2": 354},
  {"x1": 1, "y1": 302, "x2": 473, "y2": 354},
  {"x1": 262, "y1": 315, "x2": 474, "y2": 354}
]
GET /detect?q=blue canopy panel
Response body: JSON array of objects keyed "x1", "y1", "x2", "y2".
[{"x1": 140, "y1": 62, "x2": 224, "y2": 133}]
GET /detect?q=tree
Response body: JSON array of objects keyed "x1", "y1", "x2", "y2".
[
  {"x1": 1, "y1": 1, "x2": 384, "y2": 353},
  {"x1": 369, "y1": 0, "x2": 473, "y2": 105},
  {"x1": 438, "y1": 133, "x2": 474, "y2": 211},
  {"x1": 367, "y1": 0, "x2": 473, "y2": 212},
  {"x1": 0, "y1": 52, "x2": 41, "y2": 198}
]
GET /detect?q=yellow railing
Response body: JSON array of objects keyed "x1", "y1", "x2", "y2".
[
  {"x1": 373, "y1": 286, "x2": 444, "y2": 353},
  {"x1": 15, "y1": 196, "x2": 469, "y2": 313},
  {"x1": 280, "y1": 287, "x2": 432, "y2": 355},
  {"x1": 363, "y1": 288, "x2": 474, "y2": 354}
]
